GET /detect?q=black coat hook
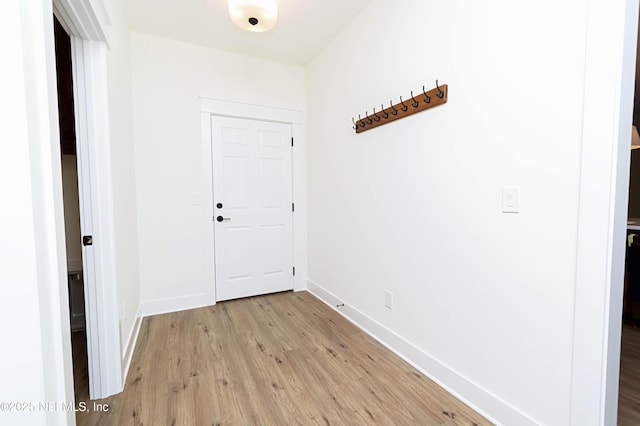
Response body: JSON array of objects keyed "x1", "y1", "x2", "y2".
[
  {"x1": 436, "y1": 80, "x2": 445, "y2": 99},
  {"x1": 422, "y1": 85, "x2": 431, "y2": 103},
  {"x1": 390, "y1": 100, "x2": 398, "y2": 115},
  {"x1": 358, "y1": 114, "x2": 365, "y2": 127},
  {"x1": 365, "y1": 111, "x2": 373, "y2": 125},
  {"x1": 399, "y1": 96, "x2": 408, "y2": 112},
  {"x1": 410, "y1": 91, "x2": 419, "y2": 108},
  {"x1": 381, "y1": 104, "x2": 389, "y2": 119},
  {"x1": 352, "y1": 117, "x2": 356, "y2": 130},
  {"x1": 373, "y1": 107, "x2": 381, "y2": 122}
]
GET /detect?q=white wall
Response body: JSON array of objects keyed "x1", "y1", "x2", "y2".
[
  {"x1": 307, "y1": 1, "x2": 587, "y2": 424},
  {"x1": 130, "y1": 32, "x2": 305, "y2": 312},
  {"x1": 103, "y1": 0, "x2": 141, "y2": 355}
]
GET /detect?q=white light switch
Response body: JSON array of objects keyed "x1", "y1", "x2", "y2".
[{"x1": 502, "y1": 187, "x2": 520, "y2": 213}]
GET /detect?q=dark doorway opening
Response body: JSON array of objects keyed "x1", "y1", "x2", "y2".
[{"x1": 53, "y1": 15, "x2": 90, "y2": 407}]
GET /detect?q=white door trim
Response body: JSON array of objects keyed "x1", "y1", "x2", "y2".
[
  {"x1": 15, "y1": 0, "x2": 75, "y2": 423},
  {"x1": 201, "y1": 98, "x2": 307, "y2": 303},
  {"x1": 54, "y1": 0, "x2": 122, "y2": 400},
  {"x1": 53, "y1": 0, "x2": 109, "y2": 45},
  {"x1": 571, "y1": 0, "x2": 638, "y2": 424},
  {"x1": 201, "y1": 98, "x2": 302, "y2": 123}
]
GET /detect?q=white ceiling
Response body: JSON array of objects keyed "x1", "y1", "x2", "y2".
[{"x1": 126, "y1": 0, "x2": 372, "y2": 66}]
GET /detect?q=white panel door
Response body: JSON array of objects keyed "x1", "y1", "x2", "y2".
[{"x1": 212, "y1": 116, "x2": 293, "y2": 301}]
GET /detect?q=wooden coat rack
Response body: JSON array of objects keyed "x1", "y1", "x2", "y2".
[{"x1": 353, "y1": 81, "x2": 448, "y2": 133}]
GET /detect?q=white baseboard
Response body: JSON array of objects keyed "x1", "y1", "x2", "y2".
[
  {"x1": 306, "y1": 279, "x2": 537, "y2": 426},
  {"x1": 139, "y1": 292, "x2": 214, "y2": 317},
  {"x1": 121, "y1": 305, "x2": 142, "y2": 386}
]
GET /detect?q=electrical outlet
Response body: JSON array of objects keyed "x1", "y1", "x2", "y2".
[{"x1": 385, "y1": 291, "x2": 393, "y2": 310}]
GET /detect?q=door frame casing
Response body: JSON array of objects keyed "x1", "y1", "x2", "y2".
[
  {"x1": 201, "y1": 98, "x2": 307, "y2": 303},
  {"x1": 54, "y1": 0, "x2": 123, "y2": 400},
  {"x1": 570, "y1": 0, "x2": 639, "y2": 424},
  {"x1": 15, "y1": 0, "x2": 76, "y2": 423}
]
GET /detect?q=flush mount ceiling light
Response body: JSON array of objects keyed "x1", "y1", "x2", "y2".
[{"x1": 228, "y1": 0, "x2": 278, "y2": 33}]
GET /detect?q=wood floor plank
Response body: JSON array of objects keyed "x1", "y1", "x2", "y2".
[
  {"x1": 76, "y1": 291, "x2": 491, "y2": 425},
  {"x1": 73, "y1": 293, "x2": 640, "y2": 425}
]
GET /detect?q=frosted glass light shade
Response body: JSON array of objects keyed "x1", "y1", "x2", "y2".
[{"x1": 228, "y1": 0, "x2": 278, "y2": 32}]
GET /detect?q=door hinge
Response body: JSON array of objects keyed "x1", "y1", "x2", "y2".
[
  {"x1": 291, "y1": 137, "x2": 294, "y2": 147},
  {"x1": 292, "y1": 202, "x2": 295, "y2": 212},
  {"x1": 293, "y1": 266, "x2": 296, "y2": 276}
]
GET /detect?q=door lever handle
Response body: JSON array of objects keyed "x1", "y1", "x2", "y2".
[{"x1": 216, "y1": 216, "x2": 231, "y2": 222}]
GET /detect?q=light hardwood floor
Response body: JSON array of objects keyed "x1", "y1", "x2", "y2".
[{"x1": 75, "y1": 291, "x2": 490, "y2": 425}]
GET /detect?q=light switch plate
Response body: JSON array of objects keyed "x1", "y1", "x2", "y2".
[{"x1": 502, "y1": 186, "x2": 520, "y2": 213}]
